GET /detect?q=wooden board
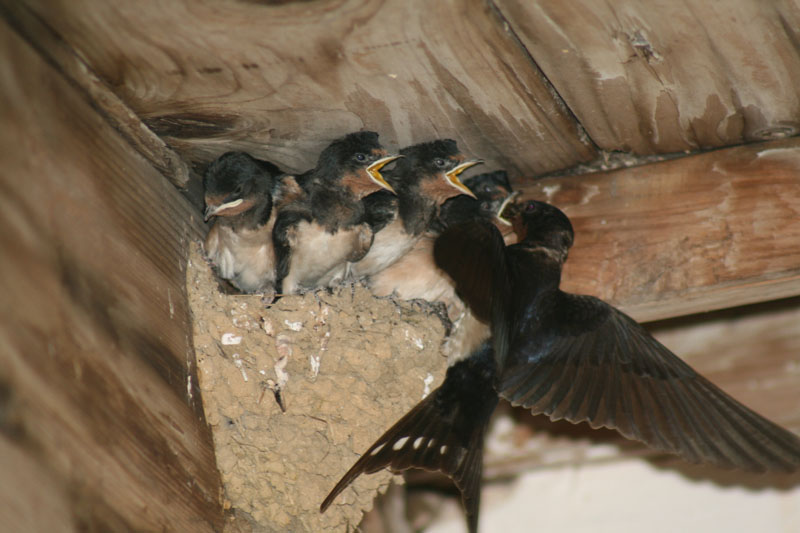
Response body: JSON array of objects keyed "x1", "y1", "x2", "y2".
[
  {"x1": 521, "y1": 138, "x2": 800, "y2": 323},
  {"x1": 0, "y1": 1, "x2": 191, "y2": 188},
  {"x1": 495, "y1": 0, "x2": 800, "y2": 154},
  {"x1": 0, "y1": 18, "x2": 221, "y2": 532},
  {"x1": 14, "y1": 0, "x2": 595, "y2": 177}
]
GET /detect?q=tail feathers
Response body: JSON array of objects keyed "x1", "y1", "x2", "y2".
[{"x1": 321, "y1": 342, "x2": 498, "y2": 533}]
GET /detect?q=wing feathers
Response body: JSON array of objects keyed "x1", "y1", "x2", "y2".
[{"x1": 499, "y1": 292, "x2": 800, "y2": 473}]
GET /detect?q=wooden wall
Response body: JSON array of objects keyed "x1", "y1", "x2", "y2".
[
  {"x1": 495, "y1": 0, "x2": 800, "y2": 153},
  {"x1": 10, "y1": 0, "x2": 800, "y2": 184},
  {"x1": 0, "y1": 16, "x2": 222, "y2": 533},
  {"x1": 523, "y1": 138, "x2": 800, "y2": 322}
]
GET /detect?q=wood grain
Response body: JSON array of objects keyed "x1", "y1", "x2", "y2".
[
  {"x1": 494, "y1": 0, "x2": 800, "y2": 154},
  {"x1": 1, "y1": 2, "x2": 191, "y2": 188},
  {"x1": 0, "y1": 18, "x2": 221, "y2": 531},
  {"x1": 521, "y1": 138, "x2": 800, "y2": 323},
  {"x1": 15, "y1": 0, "x2": 595, "y2": 177}
]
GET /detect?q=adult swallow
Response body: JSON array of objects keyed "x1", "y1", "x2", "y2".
[
  {"x1": 272, "y1": 131, "x2": 399, "y2": 295},
  {"x1": 348, "y1": 139, "x2": 482, "y2": 281},
  {"x1": 203, "y1": 151, "x2": 285, "y2": 296},
  {"x1": 322, "y1": 200, "x2": 800, "y2": 532}
]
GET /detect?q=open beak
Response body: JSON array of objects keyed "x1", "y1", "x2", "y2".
[
  {"x1": 495, "y1": 191, "x2": 520, "y2": 226},
  {"x1": 367, "y1": 155, "x2": 402, "y2": 194},
  {"x1": 445, "y1": 160, "x2": 483, "y2": 199},
  {"x1": 204, "y1": 198, "x2": 243, "y2": 221}
]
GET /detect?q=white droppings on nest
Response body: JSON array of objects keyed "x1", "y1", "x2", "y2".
[
  {"x1": 284, "y1": 319, "x2": 304, "y2": 331},
  {"x1": 231, "y1": 316, "x2": 249, "y2": 328},
  {"x1": 232, "y1": 353, "x2": 248, "y2": 382},
  {"x1": 310, "y1": 353, "x2": 321, "y2": 377},
  {"x1": 310, "y1": 329, "x2": 329, "y2": 379},
  {"x1": 221, "y1": 332, "x2": 242, "y2": 345},
  {"x1": 309, "y1": 304, "x2": 331, "y2": 379},
  {"x1": 275, "y1": 333, "x2": 293, "y2": 358},
  {"x1": 273, "y1": 352, "x2": 289, "y2": 389},
  {"x1": 422, "y1": 373, "x2": 435, "y2": 399},
  {"x1": 404, "y1": 329, "x2": 425, "y2": 350}
]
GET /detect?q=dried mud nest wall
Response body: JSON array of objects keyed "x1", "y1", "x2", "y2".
[{"x1": 187, "y1": 243, "x2": 448, "y2": 532}]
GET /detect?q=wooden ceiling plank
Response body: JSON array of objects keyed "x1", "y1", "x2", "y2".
[
  {"x1": 0, "y1": 17, "x2": 221, "y2": 531},
  {"x1": 1, "y1": 2, "x2": 191, "y2": 188},
  {"x1": 17, "y1": 0, "x2": 595, "y2": 176},
  {"x1": 494, "y1": 0, "x2": 800, "y2": 154},
  {"x1": 520, "y1": 138, "x2": 800, "y2": 323}
]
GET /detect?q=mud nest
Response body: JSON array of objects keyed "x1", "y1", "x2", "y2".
[{"x1": 187, "y1": 243, "x2": 448, "y2": 532}]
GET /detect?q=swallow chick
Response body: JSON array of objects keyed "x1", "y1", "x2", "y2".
[
  {"x1": 322, "y1": 200, "x2": 800, "y2": 532},
  {"x1": 368, "y1": 170, "x2": 516, "y2": 323},
  {"x1": 272, "y1": 131, "x2": 399, "y2": 295},
  {"x1": 434, "y1": 169, "x2": 516, "y2": 233},
  {"x1": 348, "y1": 139, "x2": 482, "y2": 281},
  {"x1": 203, "y1": 151, "x2": 284, "y2": 296}
]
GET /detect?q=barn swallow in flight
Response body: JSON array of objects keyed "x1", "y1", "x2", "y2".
[
  {"x1": 322, "y1": 200, "x2": 800, "y2": 532},
  {"x1": 272, "y1": 131, "x2": 399, "y2": 295},
  {"x1": 348, "y1": 139, "x2": 482, "y2": 281},
  {"x1": 203, "y1": 151, "x2": 285, "y2": 296}
]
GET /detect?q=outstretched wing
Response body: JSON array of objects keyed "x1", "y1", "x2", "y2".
[
  {"x1": 499, "y1": 291, "x2": 800, "y2": 473},
  {"x1": 321, "y1": 343, "x2": 498, "y2": 533}
]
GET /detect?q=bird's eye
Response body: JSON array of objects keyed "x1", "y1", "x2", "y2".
[
  {"x1": 434, "y1": 158, "x2": 446, "y2": 168},
  {"x1": 482, "y1": 185, "x2": 492, "y2": 193},
  {"x1": 355, "y1": 153, "x2": 367, "y2": 162},
  {"x1": 525, "y1": 202, "x2": 537, "y2": 212}
]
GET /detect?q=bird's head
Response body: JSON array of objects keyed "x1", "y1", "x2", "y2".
[
  {"x1": 463, "y1": 170, "x2": 517, "y2": 225},
  {"x1": 392, "y1": 139, "x2": 482, "y2": 203},
  {"x1": 203, "y1": 152, "x2": 279, "y2": 221},
  {"x1": 510, "y1": 200, "x2": 574, "y2": 255},
  {"x1": 316, "y1": 131, "x2": 399, "y2": 198}
]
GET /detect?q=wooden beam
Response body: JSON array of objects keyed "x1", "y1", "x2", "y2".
[
  {"x1": 15, "y1": 0, "x2": 595, "y2": 176},
  {"x1": 520, "y1": 138, "x2": 800, "y2": 323},
  {"x1": 0, "y1": 17, "x2": 221, "y2": 531},
  {"x1": 494, "y1": 0, "x2": 800, "y2": 154},
  {"x1": 0, "y1": 2, "x2": 191, "y2": 188}
]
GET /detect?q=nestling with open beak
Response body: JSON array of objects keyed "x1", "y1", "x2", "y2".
[
  {"x1": 348, "y1": 139, "x2": 482, "y2": 281},
  {"x1": 272, "y1": 131, "x2": 399, "y2": 296},
  {"x1": 322, "y1": 200, "x2": 800, "y2": 533},
  {"x1": 368, "y1": 169, "x2": 517, "y2": 324},
  {"x1": 434, "y1": 169, "x2": 517, "y2": 235}
]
